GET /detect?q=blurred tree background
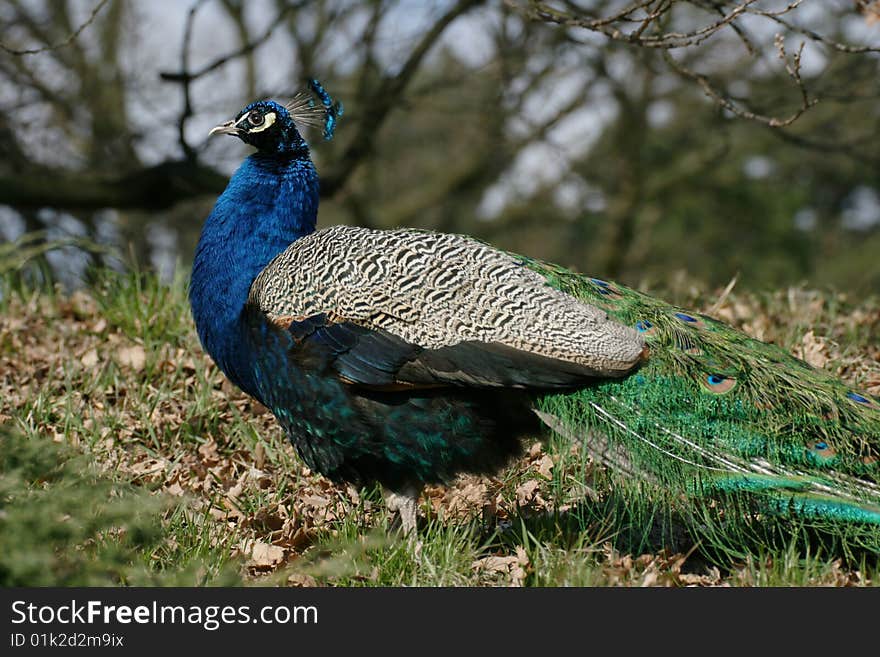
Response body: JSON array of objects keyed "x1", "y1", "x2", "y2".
[{"x1": 1, "y1": 0, "x2": 879, "y2": 294}]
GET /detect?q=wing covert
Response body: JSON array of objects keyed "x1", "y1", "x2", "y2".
[{"x1": 247, "y1": 226, "x2": 646, "y2": 389}]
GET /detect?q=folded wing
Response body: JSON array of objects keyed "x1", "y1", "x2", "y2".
[{"x1": 247, "y1": 226, "x2": 645, "y2": 390}]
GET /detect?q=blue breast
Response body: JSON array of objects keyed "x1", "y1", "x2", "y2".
[{"x1": 189, "y1": 151, "x2": 319, "y2": 398}]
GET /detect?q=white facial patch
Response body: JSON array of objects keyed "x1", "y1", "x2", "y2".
[{"x1": 249, "y1": 111, "x2": 276, "y2": 133}]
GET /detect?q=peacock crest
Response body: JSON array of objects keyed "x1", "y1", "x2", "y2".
[{"x1": 285, "y1": 78, "x2": 344, "y2": 141}]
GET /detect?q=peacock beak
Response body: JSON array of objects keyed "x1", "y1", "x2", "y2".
[{"x1": 208, "y1": 120, "x2": 238, "y2": 137}]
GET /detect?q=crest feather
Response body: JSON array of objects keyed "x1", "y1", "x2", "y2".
[
  {"x1": 285, "y1": 78, "x2": 343, "y2": 141},
  {"x1": 285, "y1": 91, "x2": 327, "y2": 129}
]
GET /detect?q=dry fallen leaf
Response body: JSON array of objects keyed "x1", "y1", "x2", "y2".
[
  {"x1": 511, "y1": 546, "x2": 529, "y2": 586},
  {"x1": 165, "y1": 482, "x2": 186, "y2": 497},
  {"x1": 535, "y1": 455, "x2": 554, "y2": 479},
  {"x1": 198, "y1": 440, "x2": 220, "y2": 464},
  {"x1": 515, "y1": 479, "x2": 539, "y2": 506},
  {"x1": 249, "y1": 540, "x2": 286, "y2": 568},
  {"x1": 795, "y1": 330, "x2": 830, "y2": 369},
  {"x1": 302, "y1": 494, "x2": 331, "y2": 509},
  {"x1": 117, "y1": 345, "x2": 146, "y2": 371},
  {"x1": 473, "y1": 555, "x2": 519, "y2": 574},
  {"x1": 81, "y1": 349, "x2": 99, "y2": 368},
  {"x1": 471, "y1": 546, "x2": 530, "y2": 586},
  {"x1": 287, "y1": 572, "x2": 318, "y2": 587},
  {"x1": 444, "y1": 477, "x2": 490, "y2": 518}
]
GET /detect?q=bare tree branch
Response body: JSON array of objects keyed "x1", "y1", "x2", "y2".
[
  {"x1": 514, "y1": 0, "x2": 759, "y2": 49},
  {"x1": 754, "y1": 6, "x2": 880, "y2": 54},
  {"x1": 662, "y1": 40, "x2": 817, "y2": 128},
  {"x1": 220, "y1": 0, "x2": 258, "y2": 99},
  {"x1": 322, "y1": 0, "x2": 487, "y2": 195},
  {"x1": 159, "y1": 2, "x2": 306, "y2": 84},
  {"x1": 511, "y1": 0, "x2": 880, "y2": 128},
  {"x1": 1, "y1": 0, "x2": 110, "y2": 55},
  {"x1": 176, "y1": 0, "x2": 208, "y2": 162},
  {"x1": 0, "y1": 161, "x2": 227, "y2": 211}
]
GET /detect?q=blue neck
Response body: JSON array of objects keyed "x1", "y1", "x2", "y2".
[{"x1": 190, "y1": 151, "x2": 318, "y2": 396}]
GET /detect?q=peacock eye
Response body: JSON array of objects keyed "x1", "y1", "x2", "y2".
[
  {"x1": 700, "y1": 373, "x2": 737, "y2": 393},
  {"x1": 247, "y1": 110, "x2": 265, "y2": 127}
]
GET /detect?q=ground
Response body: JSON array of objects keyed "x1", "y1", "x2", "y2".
[{"x1": 1, "y1": 269, "x2": 879, "y2": 586}]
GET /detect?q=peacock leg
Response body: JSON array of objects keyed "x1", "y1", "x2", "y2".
[{"x1": 385, "y1": 485, "x2": 420, "y2": 536}]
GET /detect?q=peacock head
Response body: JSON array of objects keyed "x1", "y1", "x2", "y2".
[
  {"x1": 209, "y1": 79, "x2": 343, "y2": 155},
  {"x1": 209, "y1": 100, "x2": 303, "y2": 153}
]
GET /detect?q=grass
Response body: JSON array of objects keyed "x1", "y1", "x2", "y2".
[{"x1": 1, "y1": 262, "x2": 879, "y2": 587}]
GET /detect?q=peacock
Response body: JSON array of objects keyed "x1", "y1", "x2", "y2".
[{"x1": 189, "y1": 80, "x2": 880, "y2": 551}]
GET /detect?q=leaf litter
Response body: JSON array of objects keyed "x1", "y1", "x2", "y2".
[{"x1": 1, "y1": 279, "x2": 879, "y2": 586}]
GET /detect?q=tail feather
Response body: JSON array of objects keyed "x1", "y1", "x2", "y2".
[
  {"x1": 536, "y1": 392, "x2": 880, "y2": 531},
  {"x1": 533, "y1": 409, "x2": 648, "y2": 482},
  {"x1": 525, "y1": 258, "x2": 880, "y2": 542}
]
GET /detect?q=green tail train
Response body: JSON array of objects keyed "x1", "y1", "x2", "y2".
[{"x1": 528, "y1": 258, "x2": 880, "y2": 544}]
